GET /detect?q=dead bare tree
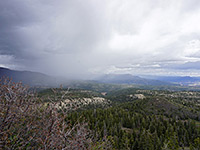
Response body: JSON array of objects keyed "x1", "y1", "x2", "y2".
[
  {"x1": 0, "y1": 77, "x2": 113, "y2": 149},
  {"x1": 0, "y1": 78, "x2": 92, "y2": 149}
]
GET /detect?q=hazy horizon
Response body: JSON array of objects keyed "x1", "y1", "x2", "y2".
[{"x1": 1, "y1": 0, "x2": 200, "y2": 78}]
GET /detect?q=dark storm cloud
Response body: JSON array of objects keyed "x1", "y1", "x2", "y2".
[
  {"x1": 0, "y1": 0, "x2": 47, "y2": 62},
  {"x1": 0, "y1": 0, "x2": 110, "y2": 76},
  {"x1": 0, "y1": 1, "x2": 37, "y2": 29},
  {"x1": 1, "y1": 0, "x2": 200, "y2": 77}
]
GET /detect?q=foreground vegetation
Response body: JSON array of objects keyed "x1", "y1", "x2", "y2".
[
  {"x1": 0, "y1": 79, "x2": 110, "y2": 149},
  {"x1": 0, "y1": 78, "x2": 200, "y2": 149}
]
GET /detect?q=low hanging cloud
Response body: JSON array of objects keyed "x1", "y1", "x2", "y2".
[{"x1": 1, "y1": 0, "x2": 200, "y2": 78}]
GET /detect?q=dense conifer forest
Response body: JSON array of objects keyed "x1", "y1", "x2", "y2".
[
  {"x1": 67, "y1": 94, "x2": 200, "y2": 149},
  {"x1": 1, "y1": 79, "x2": 200, "y2": 149}
]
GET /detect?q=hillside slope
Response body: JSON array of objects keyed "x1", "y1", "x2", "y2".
[{"x1": 0, "y1": 67, "x2": 56, "y2": 86}]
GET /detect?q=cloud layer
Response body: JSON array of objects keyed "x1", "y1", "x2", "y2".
[{"x1": 1, "y1": 0, "x2": 200, "y2": 78}]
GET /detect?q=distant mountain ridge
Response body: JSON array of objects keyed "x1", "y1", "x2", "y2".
[
  {"x1": 0, "y1": 67, "x2": 57, "y2": 87},
  {"x1": 2, "y1": 67, "x2": 200, "y2": 87},
  {"x1": 142, "y1": 75, "x2": 200, "y2": 86},
  {"x1": 96, "y1": 74, "x2": 174, "y2": 86},
  {"x1": 156, "y1": 76, "x2": 200, "y2": 82}
]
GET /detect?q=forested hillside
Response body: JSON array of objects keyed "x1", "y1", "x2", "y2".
[
  {"x1": 1, "y1": 78, "x2": 200, "y2": 149},
  {"x1": 68, "y1": 95, "x2": 200, "y2": 149}
]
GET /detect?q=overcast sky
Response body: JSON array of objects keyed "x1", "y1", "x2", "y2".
[{"x1": 1, "y1": 0, "x2": 200, "y2": 78}]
